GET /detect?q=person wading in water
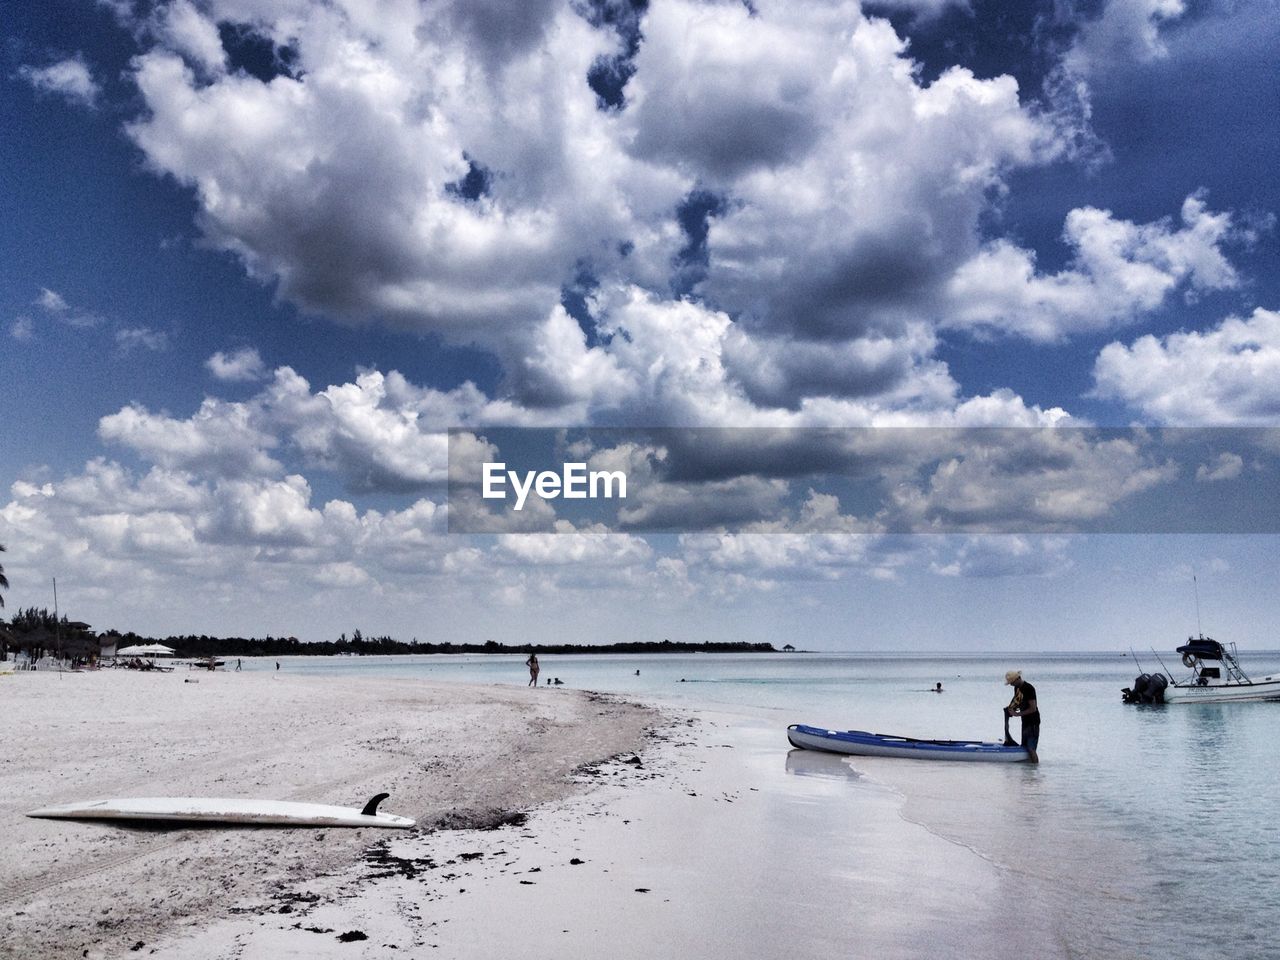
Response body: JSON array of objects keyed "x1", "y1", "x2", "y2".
[{"x1": 1003, "y1": 670, "x2": 1040, "y2": 763}]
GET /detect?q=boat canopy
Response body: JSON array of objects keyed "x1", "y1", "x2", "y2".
[{"x1": 1176, "y1": 637, "x2": 1224, "y2": 660}]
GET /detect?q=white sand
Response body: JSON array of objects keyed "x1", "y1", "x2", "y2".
[
  {"x1": 6, "y1": 673, "x2": 1073, "y2": 960},
  {"x1": 0, "y1": 670, "x2": 657, "y2": 960}
]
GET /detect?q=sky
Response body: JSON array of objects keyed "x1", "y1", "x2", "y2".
[{"x1": 1, "y1": 0, "x2": 1278, "y2": 650}]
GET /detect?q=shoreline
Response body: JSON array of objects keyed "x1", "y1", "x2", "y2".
[
  {"x1": 146, "y1": 709, "x2": 1055, "y2": 960},
  {"x1": 1, "y1": 671, "x2": 659, "y2": 960},
  {"x1": 6, "y1": 664, "x2": 1153, "y2": 960}
]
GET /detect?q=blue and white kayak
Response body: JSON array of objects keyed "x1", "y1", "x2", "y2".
[{"x1": 787, "y1": 724, "x2": 1029, "y2": 762}]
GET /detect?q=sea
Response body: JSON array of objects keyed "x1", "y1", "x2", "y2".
[{"x1": 247, "y1": 651, "x2": 1280, "y2": 959}]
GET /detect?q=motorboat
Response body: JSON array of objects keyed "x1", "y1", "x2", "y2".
[{"x1": 1123, "y1": 635, "x2": 1280, "y2": 704}]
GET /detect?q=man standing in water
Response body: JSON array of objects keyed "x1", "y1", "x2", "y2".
[{"x1": 1003, "y1": 670, "x2": 1040, "y2": 764}]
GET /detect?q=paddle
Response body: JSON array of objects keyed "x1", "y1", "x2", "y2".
[{"x1": 1002, "y1": 706, "x2": 1017, "y2": 747}]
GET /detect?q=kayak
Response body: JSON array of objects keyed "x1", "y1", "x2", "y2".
[{"x1": 787, "y1": 724, "x2": 1029, "y2": 762}]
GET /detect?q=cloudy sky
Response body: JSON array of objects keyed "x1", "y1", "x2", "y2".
[{"x1": 2, "y1": 0, "x2": 1277, "y2": 650}]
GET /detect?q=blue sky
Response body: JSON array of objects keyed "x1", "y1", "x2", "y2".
[{"x1": 1, "y1": 0, "x2": 1277, "y2": 648}]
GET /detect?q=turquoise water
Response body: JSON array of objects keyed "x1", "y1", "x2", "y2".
[{"x1": 254, "y1": 651, "x2": 1280, "y2": 958}]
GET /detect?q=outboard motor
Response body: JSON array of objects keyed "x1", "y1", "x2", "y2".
[
  {"x1": 1122, "y1": 672, "x2": 1167, "y2": 704},
  {"x1": 1122, "y1": 673, "x2": 1150, "y2": 703},
  {"x1": 1146, "y1": 672, "x2": 1167, "y2": 703}
]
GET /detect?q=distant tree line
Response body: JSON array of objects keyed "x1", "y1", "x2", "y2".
[
  {"x1": 101, "y1": 631, "x2": 778, "y2": 658},
  {"x1": 3, "y1": 607, "x2": 95, "y2": 660}
]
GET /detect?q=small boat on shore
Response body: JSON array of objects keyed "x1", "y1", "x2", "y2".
[
  {"x1": 787, "y1": 724, "x2": 1029, "y2": 762},
  {"x1": 1124, "y1": 635, "x2": 1280, "y2": 704}
]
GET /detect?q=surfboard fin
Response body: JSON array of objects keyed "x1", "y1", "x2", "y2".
[{"x1": 361, "y1": 792, "x2": 391, "y2": 817}]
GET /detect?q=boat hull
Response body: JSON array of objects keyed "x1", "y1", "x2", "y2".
[
  {"x1": 787, "y1": 724, "x2": 1029, "y2": 762},
  {"x1": 1162, "y1": 679, "x2": 1280, "y2": 703}
]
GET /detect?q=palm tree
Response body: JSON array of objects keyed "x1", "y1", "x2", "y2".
[{"x1": 0, "y1": 543, "x2": 7, "y2": 660}]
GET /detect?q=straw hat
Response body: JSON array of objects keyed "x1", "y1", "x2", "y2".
[{"x1": 1004, "y1": 670, "x2": 1022, "y2": 684}]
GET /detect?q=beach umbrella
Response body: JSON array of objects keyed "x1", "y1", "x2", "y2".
[{"x1": 116, "y1": 644, "x2": 176, "y2": 657}]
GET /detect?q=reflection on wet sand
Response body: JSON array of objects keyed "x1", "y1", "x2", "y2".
[{"x1": 784, "y1": 747, "x2": 862, "y2": 782}]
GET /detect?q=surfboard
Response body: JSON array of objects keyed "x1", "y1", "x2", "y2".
[{"x1": 27, "y1": 792, "x2": 415, "y2": 828}]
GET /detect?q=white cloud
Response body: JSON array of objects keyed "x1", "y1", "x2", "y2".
[
  {"x1": 930, "y1": 536, "x2": 1074, "y2": 579},
  {"x1": 57, "y1": 459, "x2": 208, "y2": 516},
  {"x1": 1093, "y1": 308, "x2": 1280, "y2": 424},
  {"x1": 0, "y1": 453, "x2": 700, "y2": 638},
  {"x1": 114, "y1": 0, "x2": 1088, "y2": 422},
  {"x1": 206, "y1": 347, "x2": 267, "y2": 382},
  {"x1": 37, "y1": 288, "x2": 68, "y2": 313},
  {"x1": 721, "y1": 325, "x2": 951, "y2": 410},
  {"x1": 862, "y1": 0, "x2": 969, "y2": 17},
  {"x1": 115, "y1": 326, "x2": 170, "y2": 353},
  {"x1": 268, "y1": 367, "x2": 483, "y2": 491},
  {"x1": 618, "y1": 475, "x2": 791, "y2": 531},
  {"x1": 524, "y1": 286, "x2": 1061, "y2": 428},
  {"x1": 0, "y1": 457, "x2": 471, "y2": 627},
  {"x1": 95, "y1": 365, "x2": 533, "y2": 495},
  {"x1": 123, "y1": 5, "x2": 636, "y2": 346},
  {"x1": 945, "y1": 194, "x2": 1248, "y2": 341},
  {"x1": 1065, "y1": 0, "x2": 1188, "y2": 77},
  {"x1": 634, "y1": 2, "x2": 1060, "y2": 341},
  {"x1": 495, "y1": 531, "x2": 652, "y2": 567},
  {"x1": 201, "y1": 474, "x2": 326, "y2": 546},
  {"x1": 155, "y1": 0, "x2": 227, "y2": 75},
  {"x1": 887, "y1": 430, "x2": 1179, "y2": 530},
  {"x1": 9, "y1": 317, "x2": 34, "y2": 342},
  {"x1": 98, "y1": 398, "x2": 283, "y2": 478},
  {"x1": 8, "y1": 0, "x2": 1277, "y2": 642},
  {"x1": 674, "y1": 531, "x2": 914, "y2": 587},
  {"x1": 35, "y1": 287, "x2": 101, "y2": 328},
  {"x1": 1196, "y1": 453, "x2": 1244, "y2": 483},
  {"x1": 17, "y1": 56, "x2": 101, "y2": 107}
]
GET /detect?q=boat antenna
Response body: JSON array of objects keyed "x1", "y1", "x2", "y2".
[{"x1": 1193, "y1": 572, "x2": 1204, "y2": 639}]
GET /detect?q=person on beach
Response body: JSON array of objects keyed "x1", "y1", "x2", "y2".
[
  {"x1": 526, "y1": 652, "x2": 540, "y2": 687},
  {"x1": 1003, "y1": 670, "x2": 1039, "y2": 763},
  {"x1": 236, "y1": 659, "x2": 242, "y2": 672}
]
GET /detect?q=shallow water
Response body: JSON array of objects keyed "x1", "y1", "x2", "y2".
[{"x1": 254, "y1": 651, "x2": 1280, "y2": 958}]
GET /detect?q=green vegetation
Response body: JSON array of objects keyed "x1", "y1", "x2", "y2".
[
  {"x1": 5, "y1": 607, "x2": 96, "y2": 659},
  {"x1": 101, "y1": 631, "x2": 777, "y2": 658}
]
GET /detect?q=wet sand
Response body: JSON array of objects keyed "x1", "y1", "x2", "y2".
[
  {"x1": 0, "y1": 670, "x2": 657, "y2": 960},
  {"x1": 138, "y1": 714, "x2": 1046, "y2": 960}
]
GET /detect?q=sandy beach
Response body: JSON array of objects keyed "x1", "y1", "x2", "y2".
[
  {"x1": 0, "y1": 669, "x2": 658, "y2": 960},
  {"x1": 6, "y1": 660, "x2": 1143, "y2": 960},
  {"x1": 127, "y1": 710, "x2": 1041, "y2": 960}
]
